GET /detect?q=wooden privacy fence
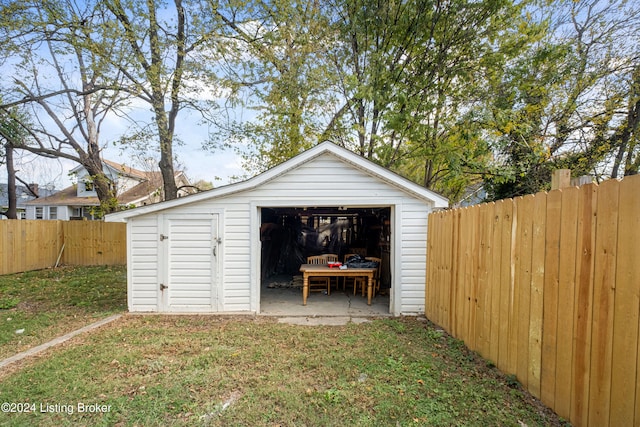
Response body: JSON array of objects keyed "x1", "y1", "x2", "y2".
[
  {"x1": 0, "y1": 220, "x2": 126, "y2": 275},
  {"x1": 426, "y1": 174, "x2": 640, "y2": 427}
]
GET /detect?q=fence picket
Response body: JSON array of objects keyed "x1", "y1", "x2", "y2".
[
  {"x1": 456, "y1": 208, "x2": 467, "y2": 339},
  {"x1": 477, "y1": 202, "x2": 493, "y2": 359},
  {"x1": 506, "y1": 197, "x2": 522, "y2": 376},
  {"x1": 528, "y1": 192, "x2": 546, "y2": 399},
  {"x1": 554, "y1": 186, "x2": 579, "y2": 418},
  {"x1": 588, "y1": 179, "x2": 619, "y2": 426},
  {"x1": 498, "y1": 198, "x2": 513, "y2": 372},
  {"x1": 610, "y1": 175, "x2": 640, "y2": 426},
  {"x1": 541, "y1": 190, "x2": 562, "y2": 407},
  {"x1": 426, "y1": 212, "x2": 439, "y2": 325},
  {"x1": 450, "y1": 209, "x2": 461, "y2": 333},
  {"x1": 516, "y1": 195, "x2": 534, "y2": 389},
  {"x1": 570, "y1": 183, "x2": 597, "y2": 426},
  {"x1": 488, "y1": 201, "x2": 502, "y2": 363},
  {"x1": 468, "y1": 205, "x2": 480, "y2": 351}
]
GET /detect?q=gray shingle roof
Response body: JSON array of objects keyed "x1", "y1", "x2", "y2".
[{"x1": 0, "y1": 183, "x2": 57, "y2": 209}]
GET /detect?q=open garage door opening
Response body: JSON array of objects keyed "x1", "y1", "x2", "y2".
[{"x1": 259, "y1": 206, "x2": 391, "y2": 315}]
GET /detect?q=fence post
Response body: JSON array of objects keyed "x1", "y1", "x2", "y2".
[{"x1": 551, "y1": 169, "x2": 571, "y2": 190}]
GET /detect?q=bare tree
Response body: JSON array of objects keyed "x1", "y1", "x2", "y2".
[
  {"x1": 0, "y1": 0, "x2": 133, "y2": 215},
  {"x1": 1, "y1": 0, "x2": 227, "y2": 208},
  {"x1": 103, "y1": 0, "x2": 226, "y2": 200},
  {"x1": 0, "y1": 106, "x2": 31, "y2": 219}
]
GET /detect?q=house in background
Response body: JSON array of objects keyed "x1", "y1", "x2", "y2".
[
  {"x1": 25, "y1": 160, "x2": 192, "y2": 220},
  {"x1": 0, "y1": 183, "x2": 56, "y2": 219},
  {"x1": 454, "y1": 182, "x2": 487, "y2": 208}
]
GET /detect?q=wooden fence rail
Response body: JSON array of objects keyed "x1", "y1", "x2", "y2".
[
  {"x1": 426, "y1": 174, "x2": 640, "y2": 427},
  {"x1": 0, "y1": 220, "x2": 126, "y2": 275}
]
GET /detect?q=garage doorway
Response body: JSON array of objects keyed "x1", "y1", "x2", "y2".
[{"x1": 259, "y1": 207, "x2": 391, "y2": 315}]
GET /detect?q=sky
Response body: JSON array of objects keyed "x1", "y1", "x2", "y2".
[
  {"x1": 0, "y1": 3, "x2": 255, "y2": 193},
  {"x1": 0, "y1": 94, "x2": 251, "y2": 192},
  {"x1": 1, "y1": 127, "x2": 247, "y2": 192}
]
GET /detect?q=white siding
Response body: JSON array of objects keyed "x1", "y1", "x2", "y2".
[
  {"x1": 127, "y1": 152, "x2": 433, "y2": 315},
  {"x1": 25, "y1": 206, "x2": 35, "y2": 220},
  {"x1": 397, "y1": 199, "x2": 429, "y2": 314},
  {"x1": 128, "y1": 216, "x2": 159, "y2": 311},
  {"x1": 57, "y1": 207, "x2": 71, "y2": 221}
]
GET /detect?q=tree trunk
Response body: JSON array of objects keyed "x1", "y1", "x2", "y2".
[
  {"x1": 82, "y1": 84, "x2": 118, "y2": 216},
  {"x1": 4, "y1": 142, "x2": 17, "y2": 219},
  {"x1": 151, "y1": 0, "x2": 178, "y2": 201},
  {"x1": 158, "y1": 141, "x2": 178, "y2": 200},
  {"x1": 156, "y1": 112, "x2": 178, "y2": 201},
  {"x1": 82, "y1": 153, "x2": 118, "y2": 216}
]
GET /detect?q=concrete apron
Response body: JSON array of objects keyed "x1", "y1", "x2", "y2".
[
  {"x1": 260, "y1": 287, "x2": 391, "y2": 325},
  {"x1": 276, "y1": 316, "x2": 373, "y2": 326},
  {"x1": 260, "y1": 287, "x2": 391, "y2": 319}
]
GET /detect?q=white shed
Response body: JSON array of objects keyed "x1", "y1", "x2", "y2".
[{"x1": 105, "y1": 142, "x2": 448, "y2": 315}]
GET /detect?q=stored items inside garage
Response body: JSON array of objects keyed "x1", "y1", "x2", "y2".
[{"x1": 260, "y1": 206, "x2": 391, "y2": 292}]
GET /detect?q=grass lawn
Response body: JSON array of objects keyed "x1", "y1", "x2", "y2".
[
  {"x1": 0, "y1": 266, "x2": 565, "y2": 426},
  {"x1": 0, "y1": 265, "x2": 126, "y2": 360}
]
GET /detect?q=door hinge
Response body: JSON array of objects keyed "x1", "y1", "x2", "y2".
[
  {"x1": 160, "y1": 234, "x2": 169, "y2": 241},
  {"x1": 213, "y1": 237, "x2": 221, "y2": 256}
]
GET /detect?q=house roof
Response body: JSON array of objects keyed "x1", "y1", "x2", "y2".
[
  {"x1": 0, "y1": 183, "x2": 57, "y2": 208},
  {"x1": 25, "y1": 161, "x2": 183, "y2": 207},
  {"x1": 69, "y1": 159, "x2": 148, "y2": 180},
  {"x1": 24, "y1": 172, "x2": 164, "y2": 207},
  {"x1": 24, "y1": 185, "x2": 98, "y2": 206},
  {"x1": 105, "y1": 142, "x2": 449, "y2": 222}
]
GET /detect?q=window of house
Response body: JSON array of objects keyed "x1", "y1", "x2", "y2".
[
  {"x1": 35, "y1": 207, "x2": 43, "y2": 219},
  {"x1": 72, "y1": 207, "x2": 83, "y2": 218},
  {"x1": 49, "y1": 207, "x2": 57, "y2": 220}
]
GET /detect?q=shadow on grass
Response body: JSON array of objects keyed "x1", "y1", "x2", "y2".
[{"x1": 0, "y1": 265, "x2": 126, "y2": 360}]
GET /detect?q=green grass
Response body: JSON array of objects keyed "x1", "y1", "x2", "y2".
[
  {"x1": 0, "y1": 265, "x2": 126, "y2": 359},
  {"x1": 0, "y1": 267, "x2": 563, "y2": 426},
  {"x1": 0, "y1": 315, "x2": 564, "y2": 427}
]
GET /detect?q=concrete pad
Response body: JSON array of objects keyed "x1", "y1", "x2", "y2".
[
  {"x1": 277, "y1": 316, "x2": 372, "y2": 326},
  {"x1": 260, "y1": 287, "x2": 390, "y2": 317}
]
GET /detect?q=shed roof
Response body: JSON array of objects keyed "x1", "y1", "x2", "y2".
[{"x1": 105, "y1": 142, "x2": 448, "y2": 222}]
